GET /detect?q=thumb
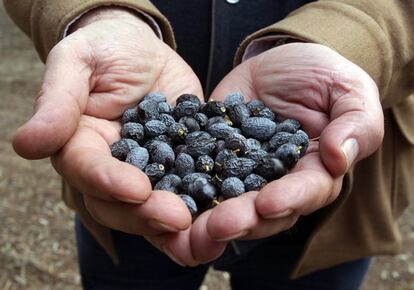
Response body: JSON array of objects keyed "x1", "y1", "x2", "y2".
[
  {"x1": 319, "y1": 74, "x2": 384, "y2": 177},
  {"x1": 13, "y1": 43, "x2": 91, "y2": 159}
]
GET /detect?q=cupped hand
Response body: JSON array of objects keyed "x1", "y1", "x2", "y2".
[
  {"x1": 204, "y1": 43, "x2": 384, "y2": 242},
  {"x1": 12, "y1": 7, "x2": 225, "y2": 266},
  {"x1": 13, "y1": 7, "x2": 202, "y2": 158},
  {"x1": 52, "y1": 114, "x2": 226, "y2": 266}
]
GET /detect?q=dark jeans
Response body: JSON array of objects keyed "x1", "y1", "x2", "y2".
[{"x1": 75, "y1": 216, "x2": 370, "y2": 290}]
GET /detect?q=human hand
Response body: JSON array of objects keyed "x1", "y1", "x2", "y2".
[
  {"x1": 12, "y1": 7, "x2": 226, "y2": 265},
  {"x1": 203, "y1": 43, "x2": 384, "y2": 242},
  {"x1": 13, "y1": 6, "x2": 202, "y2": 158}
]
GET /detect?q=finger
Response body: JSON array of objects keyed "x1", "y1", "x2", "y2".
[
  {"x1": 319, "y1": 69, "x2": 384, "y2": 177},
  {"x1": 207, "y1": 192, "x2": 259, "y2": 241},
  {"x1": 190, "y1": 210, "x2": 227, "y2": 263},
  {"x1": 207, "y1": 192, "x2": 299, "y2": 241},
  {"x1": 13, "y1": 40, "x2": 92, "y2": 159},
  {"x1": 146, "y1": 229, "x2": 198, "y2": 267},
  {"x1": 151, "y1": 206, "x2": 227, "y2": 267},
  {"x1": 51, "y1": 116, "x2": 151, "y2": 203},
  {"x1": 83, "y1": 190, "x2": 191, "y2": 236},
  {"x1": 240, "y1": 214, "x2": 299, "y2": 240},
  {"x1": 163, "y1": 228, "x2": 199, "y2": 267},
  {"x1": 255, "y1": 152, "x2": 342, "y2": 219}
]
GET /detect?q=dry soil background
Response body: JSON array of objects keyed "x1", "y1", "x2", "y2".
[{"x1": 0, "y1": 3, "x2": 413, "y2": 290}]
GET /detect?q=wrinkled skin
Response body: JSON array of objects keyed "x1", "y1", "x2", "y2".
[
  {"x1": 12, "y1": 7, "x2": 384, "y2": 267},
  {"x1": 205, "y1": 43, "x2": 384, "y2": 247},
  {"x1": 12, "y1": 7, "x2": 224, "y2": 266}
]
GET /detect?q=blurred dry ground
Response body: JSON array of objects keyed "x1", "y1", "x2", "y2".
[{"x1": 0, "y1": 3, "x2": 413, "y2": 290}]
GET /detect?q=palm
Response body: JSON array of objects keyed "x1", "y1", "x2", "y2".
[
  {"x1": 50, "y1": 112, "x2": 225, "y2": 265},
  {"x1": 13, "y1": 13, "x2": 219, "y2": 266},
  {"x1": 64, "y1": 19, "x2": 203, "y2": 119},
  {"x1": 204, "y1": 43, "x2": 383, "y2": 242}
]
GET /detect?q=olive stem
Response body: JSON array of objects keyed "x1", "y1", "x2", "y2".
[{"x1": 212, "y1": 200, "x2": 220, "y2": 206}]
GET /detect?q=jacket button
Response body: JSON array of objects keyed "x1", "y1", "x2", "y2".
[{"x1": 226, "y1": 0, "x2": 240, "y2": 4}]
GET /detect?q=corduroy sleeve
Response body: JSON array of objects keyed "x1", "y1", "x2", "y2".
[
  {"x1": 3, "y1": 0, "x2": 175, "y2": 62},
  {"x1": 233, "y1": 1, "x2": 414, "y2": 278},
  {"x1": 235, "y1": 0, "x2": 414, "y2": 108}
]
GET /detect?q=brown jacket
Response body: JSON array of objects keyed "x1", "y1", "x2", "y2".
[{"x1": 4, "y1": 0, "x2": 414, "y2": 278}]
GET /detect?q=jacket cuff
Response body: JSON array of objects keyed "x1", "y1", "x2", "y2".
[
  {"x1": 63, "y1": 8, "x2": 163, "y2": 41},
  {"x1": 241, "y1": 35, "x2": 307, "y2": 62},
  {"x1": 31, "y1": 0, "x2": 175, "y2": 62},
  {"x1": 234, "y1": 1, "x2": 391, "y2": 97}
]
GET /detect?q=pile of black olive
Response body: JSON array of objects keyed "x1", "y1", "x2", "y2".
[{"x1": 110, "y1": 92, "x2": 309, "y2": 217}]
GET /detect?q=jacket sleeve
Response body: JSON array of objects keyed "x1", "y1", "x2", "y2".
[
  {"x1": 3, "y1": 0, "x2": 175, "y2": 62},
  {"x1": 235, "y1": 0, "x2": 414, "y2": 108}
]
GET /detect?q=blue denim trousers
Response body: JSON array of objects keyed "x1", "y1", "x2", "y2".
[{"x1": 75, "y1": 216, "x2": 370, "y2": 290}]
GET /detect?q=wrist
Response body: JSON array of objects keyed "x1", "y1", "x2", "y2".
[
  {"x1": 242, "y1": 36, "x2": 306, "y2": 62},
  {"x1": 68, "y1": 6, "x2": 155, "y2": 36}
]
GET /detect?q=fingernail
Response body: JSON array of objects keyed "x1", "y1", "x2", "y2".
[
  {"x1": 162, "y1": 246, "x2": 186, "y2": 267},
  {"x1": 148, "y1": 220, "x2": 179, "y2": 232},
  {"x1": 112, "y1": 195, "x2": 144, "y2": 204},
  {"x1": 341, "y1": 138, "x2": 359, "y2": 170},
  {"x1": 216, "y1": 230, "x2": 249, "y2": 242},
  {"x1": 263, "y1": 208, "x2": 293, "y2": 219}
]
